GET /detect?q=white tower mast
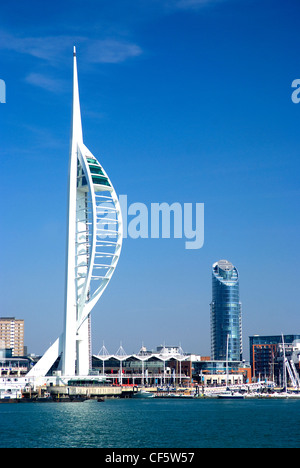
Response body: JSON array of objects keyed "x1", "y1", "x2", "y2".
[
  {"x1": 28, "y1": 48, "x2": 123, "y2": 379},
  {"x1": 61, "y1": 47, "x2": 82, "y2": 376}
]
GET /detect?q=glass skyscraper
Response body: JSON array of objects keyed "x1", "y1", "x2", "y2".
[{"x1": 210, "y1": 260, "x2": 242, "y2": 361}]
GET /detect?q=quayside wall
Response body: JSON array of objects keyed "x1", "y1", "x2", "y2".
[{"x1": 47, "y1": 385, "x2": 137, "y2": 398}]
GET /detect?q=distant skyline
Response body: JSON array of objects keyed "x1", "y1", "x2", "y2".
[{"x1": 1, "y1": 0, "x2": 300, "y2": 360}]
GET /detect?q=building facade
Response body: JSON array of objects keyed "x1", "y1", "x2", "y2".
[
  {"x1": 0, "y1": 318, "x2": 24, "y2": 357},
  {"x1": 91, "y1": 345, "x2": 251, "y2": 387},
  {"x1": 249, "y1": 334, "x2": 300, "y2": 385},
  {"x1": 91, "y1": 345, "x2": 195, "y2": 386},
  {"x1": 192, "y1": 360, "x2": 251, "y2": 386},
  {"x1": 210, "y1": 260, "x2": 242, "y2": 361}
]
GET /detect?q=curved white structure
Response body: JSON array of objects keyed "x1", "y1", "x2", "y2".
[{"x1": 28, "y1": 48, "x2": 122, "y2": 378}]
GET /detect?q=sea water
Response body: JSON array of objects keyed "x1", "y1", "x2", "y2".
[{"x1": 0, "y1": 398, "x2": 299, "y2": 448}]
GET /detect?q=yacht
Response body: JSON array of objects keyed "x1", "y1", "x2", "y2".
[
  {"x1": 0, "y1": 377, "x2": 29, "y2": 400},
  {"x1": 133, "y1": 389, "x2": 155, "y2": 398},
  {"x1": 217, "y1": 390, "x2": 245, "y2": 400}
]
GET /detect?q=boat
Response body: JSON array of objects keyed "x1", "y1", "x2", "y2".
[
  {"x1": 133, "y1": 390, "x2": 155, "y2": 398},
  {"x1": 0, "y1": 391, "x2": 22, "y2": 402},
  {"x1": 155, "y1": 393, "x2": 193, "y2": 399},
  {"x1": 0, "y1": 377, "x2": 29, "y2": 401},
  {"x1": 268, "y1": 392, "x2": 300, "y2": 399},
  {"x1": 217, "y1": 390, "x2": 245, "y2": 400}
]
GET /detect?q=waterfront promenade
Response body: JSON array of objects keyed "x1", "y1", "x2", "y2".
[{"x1": 36, "y1": 381, "x2": 300, "y2": 402}]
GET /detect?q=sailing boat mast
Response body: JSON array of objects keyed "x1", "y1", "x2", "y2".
[{"x1": 282, "y1": 334, "x2": 287, "y2": 391}]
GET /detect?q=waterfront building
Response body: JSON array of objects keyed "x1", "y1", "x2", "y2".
[
  {"x1": 156, "y1": 345, "x2": 182, "y2": 355},
  {"x1": 0, "y1": 357, "x2": 31, "y2": 377},
  {"x1": 249, "y1": 334, "x2": 300, "y2": 385},
  {"x1": 0, "y1": 318, "x2": 24, "y2": 357},
  {"x1": 92, "y1": 345, "x2": 194, "y2": 386},
  {"x1": 28, "y1": 48, "x2": 122, "y2": 380},
  {"x1": 192, "y1": 360, "x2": 251, "y2": 386},
  {"x1": 91, "y1": 345, "x2": 251, "y2": 387},
  {"x1": 210, "y1": 260, "x2": 242, "y2": 361}
]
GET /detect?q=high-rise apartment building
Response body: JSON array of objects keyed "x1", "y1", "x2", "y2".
[
  {"x1": 0, "y1": 317, "x2": 24, "y2": 356},
  {"x1": 210, "y1": 260, "x2": 242, "y2": 361}
]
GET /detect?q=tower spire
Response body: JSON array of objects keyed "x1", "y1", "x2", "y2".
[{"x1": 71, "y1": 45, "x2": 83, "y2": 144}]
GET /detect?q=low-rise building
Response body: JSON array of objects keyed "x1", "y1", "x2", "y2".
[
  {"x1": 249, "y1": 334, "x2": 300, "y2": 386},
  {"x1": 92, "y1": 345, "x2": 251, "y2": 387}
]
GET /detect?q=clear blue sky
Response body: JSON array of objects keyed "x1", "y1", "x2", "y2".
[{"x1": 1, "y1": 0, "x2": 299, "y2": 359}]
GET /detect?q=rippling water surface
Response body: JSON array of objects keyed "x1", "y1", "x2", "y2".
[{"x1": 0, "y1": 398, "x2": 299, "y2": 448}]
